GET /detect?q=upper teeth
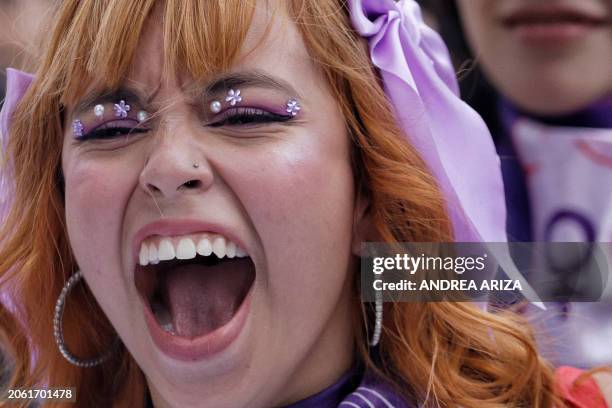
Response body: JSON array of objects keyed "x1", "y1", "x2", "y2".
[{"x1": 138, "y1": 234, "x2": 247, "y2": 266}]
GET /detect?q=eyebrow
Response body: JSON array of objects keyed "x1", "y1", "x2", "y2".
[
  {"x1": 73, "y1": 70, "x2": 301, "y2": 115},
  {"x1": 204, "y1": 70, "x2": 302, "y2": 98},
  {"x1": 74, "y1": 87, "x2": 158, "y2": 116}
]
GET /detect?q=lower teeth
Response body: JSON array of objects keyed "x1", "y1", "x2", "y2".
[
  {"x1": 161, "y1": 322, "x2": 175, "y2": 334},
  {"x1": 151, "y1": 299, "x2": 175, "y2": 334}
]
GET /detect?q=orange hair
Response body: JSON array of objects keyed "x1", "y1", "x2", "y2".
[{"x1": 0, "y1": 1, "x2": 564, "y2": 406}]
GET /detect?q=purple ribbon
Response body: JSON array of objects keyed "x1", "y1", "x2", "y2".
[
  {"x1": 1, "y1": 69, "x2": 34, "y2": 150},
  {"x1": 350, "y1": 0, "x2": 507, "y2": 242},
  {"x1": 0, "y1": 68, "x2": 34, "y2": 220}
]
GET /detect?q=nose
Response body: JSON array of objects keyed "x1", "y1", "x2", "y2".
[{"x1": 139, "y1": 138, "x2": 214, "y2": 199}]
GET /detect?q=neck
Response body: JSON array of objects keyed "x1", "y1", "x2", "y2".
[{"x1": 274, "y1": 285, "x2": 356, "y2": 406}]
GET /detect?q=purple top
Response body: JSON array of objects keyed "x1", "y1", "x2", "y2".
[
  {"x1": 496, "y1": 97, "x2": 612, "y2": 368},
  {"x1": 286, "y1": 369, "x2": 412, "y2": 408},
  {"x1": 145, "y1": 369, "x2": 414, "y2": 407},
  {"x1": 497, "y1": 96, "x2": 612, "y2": 242},
  {"x1": 497, "y1": 100, "x2": 534, "y2": 242}
]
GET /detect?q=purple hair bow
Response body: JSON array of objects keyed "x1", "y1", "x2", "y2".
[
  {"x1": 350, "y1": 0, "x2": 507, "y2": 243},
  {"x1": 1, "y1": 69, "x2": 34, "y2": 150},
  {"x1": 0, "y1": 68, "x2": 34, "y2": 220}
]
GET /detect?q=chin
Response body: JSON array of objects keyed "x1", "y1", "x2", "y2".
[
  {"x1": 510, "y1": 93, "x2": 605, "y2": 116},
  {"x1": 500, "y1": 78, "x2": 611, "y2": 116}
]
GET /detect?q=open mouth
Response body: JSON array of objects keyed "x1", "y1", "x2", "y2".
[{"x1": 134, "y1": 234, "x2": 256, "y2": 340}]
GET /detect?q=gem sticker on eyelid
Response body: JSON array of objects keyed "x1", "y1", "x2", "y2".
[
  {"x1": 137, "y1": 110, "x2": 149, "y2": 122},
  {"x1": 210, "y1": 100, "x2": 222, "y2": 113},
  {"x1": 225, "y1": 89, "x2": 242, "y2": 106},
  {"x1": 94, "y1": 104, "x2": 105, "y2": 119},
  {"x1": 72, "y1": 119, "x2": 84, "y2": 138},
  {"x1": 114, "y1": 100, "x2": 131, "y2": 118},
  {"x1": 286, "y1": 99, "x2": 301, "y2": 116}
]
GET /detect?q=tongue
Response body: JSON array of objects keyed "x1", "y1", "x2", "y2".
[{"x1": 162, "y1": 258, "x2": 252, "y2": 338}]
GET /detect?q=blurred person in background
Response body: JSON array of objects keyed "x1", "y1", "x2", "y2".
[{"x1": 427, "y1": 0, "x2": 612, "y2": 369}]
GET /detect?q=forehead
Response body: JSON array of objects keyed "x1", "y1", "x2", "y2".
[
  {"x1": 60, "y1": 0, "x2": 320, "y2": 111},
  {"x1": 121, "y1": 0, "x2": 312, "y2": 96}
]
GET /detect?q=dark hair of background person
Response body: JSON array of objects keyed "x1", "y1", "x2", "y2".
[{"x1": 417, "y1": 0, "x2": 504, "y2": 140}]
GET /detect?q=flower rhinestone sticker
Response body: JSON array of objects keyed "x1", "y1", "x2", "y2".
[
  {"x1": 72, "y1": 119, "x2": 84, "y2": 138},
  {"x1": 114, "y1": 100, "x2": 131, "y2": 118},
  {"x1": 286, "y1": 99, "x2": 301, "y2": 116},
  {"x1": 225, "y1": 89, "x2": 242, "y2": 106}
]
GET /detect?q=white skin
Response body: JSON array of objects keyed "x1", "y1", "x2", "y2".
[
  {"x1": 456, "y1": 0, "x2": 612, "y2": 115},
  {"x1": 61, "y1": 3, "x2": 369, "y2": 407}
]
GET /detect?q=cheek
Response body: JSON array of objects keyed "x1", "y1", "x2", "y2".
[
  {"x1": 457, "y1": 0, "x2": 491, "y2": 40},
  {"x1": 265, "y1": 144, "x2": 353, "y2": 255},
  {"x1": 62, "y1": 150, "x2": 144, "y2": 339},
  {"x1": 219, "y1": 127, "x2": 355, "y2": 300},
  {"x1": 63, "y1": 152, "x2": 140, "y2": 272}
]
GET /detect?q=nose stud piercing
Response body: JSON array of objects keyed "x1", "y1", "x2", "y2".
[{"x1": 193, "y1": 163, "x2": 200, "y2": 169}]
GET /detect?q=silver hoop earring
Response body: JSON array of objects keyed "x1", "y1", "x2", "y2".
[
  {"x1": 369, "y1": 291, "x2": 383, "y2": 347},
  {"x1": 53, "y1": 271, "x2": 116, "y2": 367}
]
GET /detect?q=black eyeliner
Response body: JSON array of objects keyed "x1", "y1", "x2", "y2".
[
  {"x1": 208, "y1": 109, "x2": 294, "y2": 127},
  {"x1": 76, "y1": 127, "x2": 149, "y2": 142}
]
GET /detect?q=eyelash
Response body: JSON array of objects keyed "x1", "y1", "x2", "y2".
[
  {"x1": 77, "y1": 122, "x2": 148, "y2": 142},
  {"x1": 76, "y1": 107, "x2": 294, "y2": 141},
  {"x1": 208, "y1": 107, "x2": 294, "y2": 127}
]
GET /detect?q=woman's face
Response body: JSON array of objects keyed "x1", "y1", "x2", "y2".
[
  {"x1": 456, "y1": 0, "x2": 612, "y2": 115},
  {"x1": 61, "y1": 3, "x2": 360, "y2": 407}
]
